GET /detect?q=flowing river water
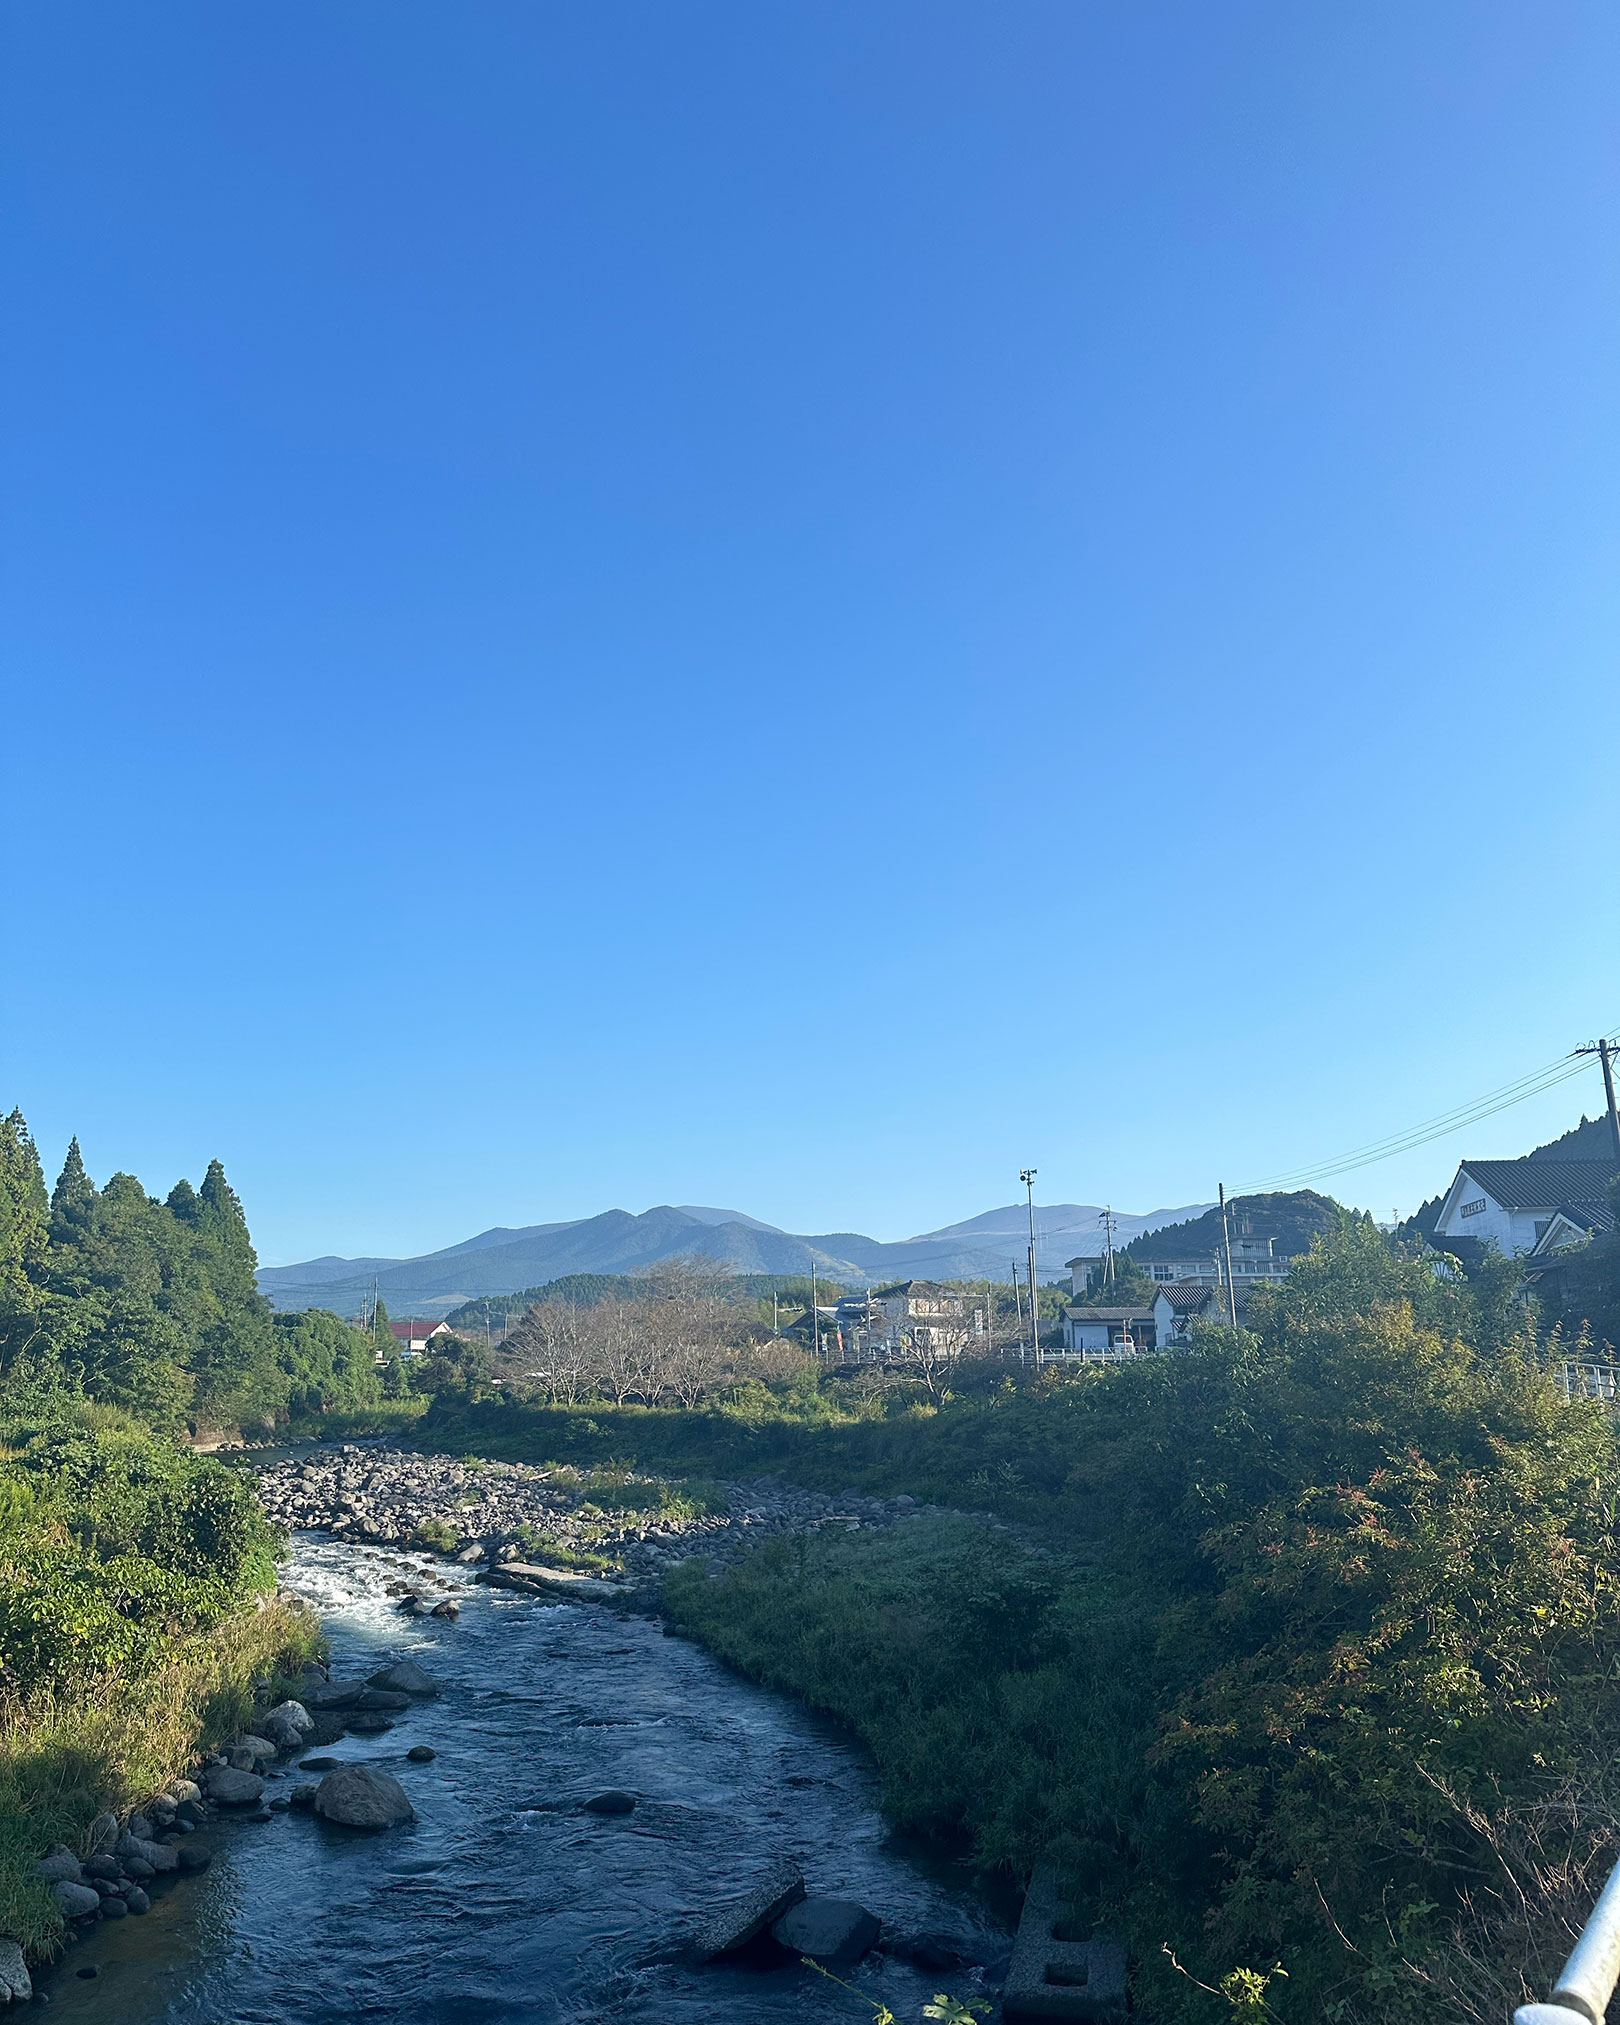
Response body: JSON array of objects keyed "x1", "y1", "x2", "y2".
[{"x1": 40, "y1": 1534, "x2": 1012, "y2": 2025}]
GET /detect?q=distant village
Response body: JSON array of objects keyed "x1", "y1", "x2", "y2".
[
  {"x1": 820, "y1": 1109, "x2": 1620, "y2": 1374},
  {"x1": 368, "y1": 1111, "x2": 1620, "y2": 1391}
]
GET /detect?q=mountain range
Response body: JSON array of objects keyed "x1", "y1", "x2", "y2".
[{"x1": 257, "y1": 1198, "x2": 1213, "y2": 1318}]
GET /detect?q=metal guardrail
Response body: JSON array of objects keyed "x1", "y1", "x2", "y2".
[{"x1": 1514, "y1": 1855, "x2": 1620, "y2": 2025}]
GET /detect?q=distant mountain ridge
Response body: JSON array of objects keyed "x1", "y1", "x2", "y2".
[{"x1": 257, "y1": 1197, "x2": 1213, "y2": 1318}]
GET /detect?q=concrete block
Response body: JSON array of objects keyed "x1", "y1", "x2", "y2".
[{"x1": 1003, "y1": 1868, "x2": 1126, "y2": 2021}]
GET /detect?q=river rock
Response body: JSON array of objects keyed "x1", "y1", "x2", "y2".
[
  {"x1": 87, "y1": 1809, "x2": 120, "y2": 1851},
  {"x1": 582, "y1": 1790, "x2": 636, "y2": 1815},
  {"x1": 289, "y1": 1784, "x2": 318, "y2": 1810},
  {"x1": 84, "y1": 1855, "x2": 121, "y2": 1882},
  {"x1": 176, "y1": 1846, "x2": 212, "y2": 1873},
  {"x1": 100, "y1": 1895, "x2": 128, "y2": 1919},
  {"x1": 32, "y1": 1846, "x2": 82, "y2": 1884},
  {"x1": 52, "y1": 1881, "x2": 102, "y2": 1920},
  {"x1": 301, "y1": 1679, "x2": 368, "y2": 1710},
  {"x1": 228, "y1": 1734, "x2": 278, "y2": 1767},
  {"x1": 0, "y1": 1938, "x2": 32, "y2": 2002},
  {"x1": 167, "y1": 1779, "x2": 202, "y2": 1805},
  {"x1": 204, "y1": 1765, "x2": 265, "y2": 1806},
  {"x1": 265, "y1": 1699, "x2": 314, "y2": 1733},
  {"x1": 367, "y1": 1661, "x2": 442, "y2": 1697},
  {"x1": 406, "y1": 1745, "x2": 436, "y2": 1763},
  {"x1": 313, "y1": 1763, "x2": 415, "y2": 1829},
  {"x1": 116, "y1": 1832, "x2": 178, "y2": 1873},
  {"x1": 430, "y1": 1600, "x2": 460, "y2": 1619},
  {"x1": 355, "y1": 1688, "x2": 412, "y2": 1711},
  {"x1": 772, "y1": 1897, "x2": 882, "y2": 1966},
  {"x1": 300, "y1": 1754, "x2": 343, "y2": 1770},
  {"x1": 124, "y1": 1886, "x2": 151, "y2": 1914},
  {"x1": 127, "y1": 1812, "x2": 153, "y2": 1841},
  {"x1": 690, "y1": 1861, "x2": 806, "y2": 1961},
  {"x1": 122, "y1": 1856, "x2": 154, "y2": 1881}
]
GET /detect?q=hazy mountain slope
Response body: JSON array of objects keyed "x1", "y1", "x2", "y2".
[
  {"x1": 912, "y1": 1202, "x2": 1213, "y2": 1247},
  {"x1": 259, "y1": 1197, "x2": 1209, "y2": 1317}
]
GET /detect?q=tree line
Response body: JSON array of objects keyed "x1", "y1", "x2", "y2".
[{"x1": 0, "y1": 1108, "x2": 396, "y2": 1435}]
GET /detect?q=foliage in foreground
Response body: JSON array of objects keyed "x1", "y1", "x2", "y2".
[
  {"x1": 0, "y1": 1403, "x2": 319, "y2": 1956},
  {"x1": 666, "y1": 1224, "x2": 1620, "y2": 2024}
]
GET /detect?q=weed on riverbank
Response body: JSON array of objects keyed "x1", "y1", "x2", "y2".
[
  {"x1": 0, "y1": 1596, "x2": 319, "y2": 1957},
  {"x1": 662, "y1": 1226, "x2": 1620, "y2": 2024},
  {"x1": 0, "y1": 1405, "x2": 321, "y2": 1958}
]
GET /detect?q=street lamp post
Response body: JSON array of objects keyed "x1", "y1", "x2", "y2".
[{"x1": 1020, "y1": 1169, "x2": 1039, "y2": 1360}]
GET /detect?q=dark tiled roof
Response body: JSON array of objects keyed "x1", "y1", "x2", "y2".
[
  {"x1": 1064, "y1": 1305, "x2": 1156, "y2": 1323},
  {"x1": 1156, "y1": 1281, "x2": 1219, "y2": 1313},
  {"x1": 1553, "y1": 1197, "x2": 1617, "y2": 1234},
  {"x1": 1458, "y1": 1159, "x2": 1620, "y2": 1211}
]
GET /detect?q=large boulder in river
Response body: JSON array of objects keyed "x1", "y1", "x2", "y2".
[
  {"x1": 772, "y1": 1897, "x2": 882, "y2": 1966},
  {"x1": 690, "y1": 1861, "x2": 805, "y2": 1961},
  {"x1": 301, "y1": 1679, "x2": 368, "y2": 1711},
  {"x1": 203, "y1": 1765, "x2": 265, "y2": 1806},
  {"x1": 314, "y1": 1763, "x2": 415, "y2": 1829},
  {"x1": 368, "y1": 1660, "x2": 441, "y2": 1697}
]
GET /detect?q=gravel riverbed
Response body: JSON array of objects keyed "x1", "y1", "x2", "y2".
[{"x1": 253, "y1": 1444, "x2": 967, "y2": 1586}]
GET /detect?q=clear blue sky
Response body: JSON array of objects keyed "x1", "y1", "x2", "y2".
[{"x1": 5, "y1": 2, "x2": 1617, "y2": 1266}]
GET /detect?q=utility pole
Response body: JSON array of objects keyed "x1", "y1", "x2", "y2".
[
  {"x1": 1012, "y1": 1256, "x2": 1024, "y2": 1363},
  {"x1": 1021, "y1": 1170, "x2": 1039, "y2": 1358},
  {"x1": 1576, "y1": 1038, "x2": 1620, "y2": 1166},
  {"x1": 1218, "y1": 1184, "x2": 1238, "y2": 1326},
  {"x1": 985, "y1": 1275, "x2": 994, "y2": 1358},
  {"x1": 811, "y1": 1261, "x2": 821, "y2": 1363},
  {"x1": 1099, "y1": 1207, "x2": 1117, "y2": 1285}
]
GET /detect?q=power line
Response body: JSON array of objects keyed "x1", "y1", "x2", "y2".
[{"x1": 1234, "y1": 1042, "x2": 1614, "y2": 1197}]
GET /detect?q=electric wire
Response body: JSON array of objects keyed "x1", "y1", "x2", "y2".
[{"x1": 1233, "y1": 1040, "x2": 1613, "y2": 1197}]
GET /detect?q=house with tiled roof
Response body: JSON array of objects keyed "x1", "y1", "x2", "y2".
[{"x1": 1431, "y1": 1157, "x2": 1620, "y2": 1259}]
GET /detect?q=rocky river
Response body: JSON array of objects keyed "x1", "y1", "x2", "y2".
[{"x1": 36, "y1": 1509, "x2": 1015, "y2": 2025}]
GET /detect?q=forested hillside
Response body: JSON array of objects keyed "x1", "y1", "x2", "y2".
[{"x1": 0, "y1": 1109, "x2": 394, "y2": 1436}]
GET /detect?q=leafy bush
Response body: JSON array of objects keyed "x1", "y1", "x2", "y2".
[
  {"x1": 410, "y1": 1517, "x2": 459, "y2": 1553},
  {"x1": 668, "y1": 1223, "x2": 1620, "y2": 2023}
]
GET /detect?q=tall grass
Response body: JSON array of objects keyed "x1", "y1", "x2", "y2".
[{"x1": 0, "y1": 1596, "x2": 319, "y2": 1959}]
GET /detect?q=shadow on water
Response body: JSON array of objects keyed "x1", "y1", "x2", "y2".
[{"x1": 42, "y1": 1535, "x2": 1011, "y2": 2025}]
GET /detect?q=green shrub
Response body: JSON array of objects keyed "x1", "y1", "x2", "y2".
[{"x1": 667, "y1": 1224, "x2": 1620, "y2": 2024}]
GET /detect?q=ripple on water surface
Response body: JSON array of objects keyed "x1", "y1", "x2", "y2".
[{"x1": 42, "y1": 1535, "x2": 1009, "y2": 2025}]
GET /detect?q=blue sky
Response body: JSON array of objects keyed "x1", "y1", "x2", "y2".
[{"x1": 5, "y1": 2, "x2": 1617, "y2": 1265}]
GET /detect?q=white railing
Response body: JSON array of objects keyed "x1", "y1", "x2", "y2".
[
  {"x1": 1515, "y1": 1856, "x2": 1620, "y2": 2025},
  {"x1": 1560, "y1": 1360, "x2": 1620, "y2": 1403}
]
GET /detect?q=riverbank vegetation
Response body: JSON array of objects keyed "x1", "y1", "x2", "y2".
[
  {"x1": 0, "y1": 1109, "x2": 331, "y2": 1958},
  {"x1": 440, "y1": 1222, "x2": 1620, "y2": 2023}
]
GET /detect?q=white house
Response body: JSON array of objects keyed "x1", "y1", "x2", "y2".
[
  {"x1": 1059, "y1": 1304, "x2": 1157, "y2": 1356},
  {"x1": 1430, "y1": 1158, "x2": 1620, "y2": 1258}
]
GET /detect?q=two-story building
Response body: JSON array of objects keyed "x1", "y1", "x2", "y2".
[
  {"x1": 838, "y1": 1282, "x2": 970, "y2": 1362},
  {"x1": 1068, "y1": 1231, "x2": 1290, "y2": 1297},
  {"x1": 1430, "y1": 1157, "x2": 1620, "y2": 1259}
]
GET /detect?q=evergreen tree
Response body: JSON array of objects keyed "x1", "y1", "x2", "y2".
[
  {"x1": 50, "y1": 1136, "x2": 95, "y2": 1224},
  {"x1": 166, "y1": 1177, "x2": 200, "y2": 1222},
  {"x1": 0, "y1": 1108, "x2": 48, "y2": 1281}
]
